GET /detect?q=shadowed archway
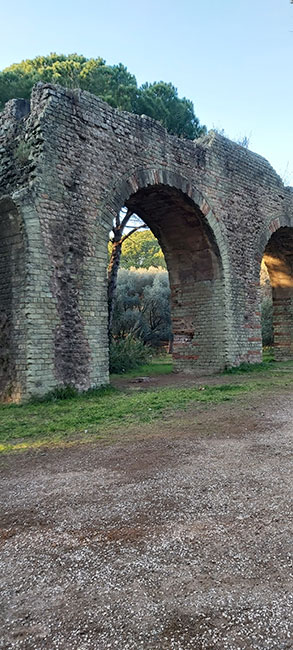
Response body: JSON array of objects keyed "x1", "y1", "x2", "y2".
[
  {"x1": 122, "y1": 183, "x2": 226, "y2": 373},
  {"x1": 262, "y1": 226, "x2": 293, "y2": 360}
]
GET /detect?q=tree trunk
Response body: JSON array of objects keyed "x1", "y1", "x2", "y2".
[
  {"x1": 168, "y1": 335, "x2": 174, "y2": 355},
  {"x1": 107, "y1": 209, "x2": 145, "y2": 339},
  {"x1": 108, "y1": 239, "x2": 122, "y2": 336}
]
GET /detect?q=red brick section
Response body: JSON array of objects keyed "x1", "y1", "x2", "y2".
[{"x1": 269, "y1": 217, "x2": 281, "y2": 233}]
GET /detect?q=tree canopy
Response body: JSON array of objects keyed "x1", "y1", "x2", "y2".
[
  {"x1": 133, "y1": 81, "x2": 204, "y2": 139},
  {"x1": 0, "y1": 53, "x2": 206, "y2": 139},
  {"x1": 120, "y1": 230, "x2": 166, "y2": 270}
]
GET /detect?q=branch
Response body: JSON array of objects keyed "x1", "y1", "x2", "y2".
[
  {"x1": 120, "y1": 208, "x2": 134, "y2": 232},
  {"x1": 121, "y1": 223, "x2": 148, "y2": 243},
  {"x1": 114, "y1": 212, "x2": 121, "y2": 229}
]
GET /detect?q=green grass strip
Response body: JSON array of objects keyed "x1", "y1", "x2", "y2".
[
  {"x1": 0, "y1": 382, "x2": 250, "y2": 447},
  {"x1": 111, "y1": 359, "x2": 173, "y2": 379},
  {"x1": 1, "y1": 361, "x2": 292, "y2": 453}
]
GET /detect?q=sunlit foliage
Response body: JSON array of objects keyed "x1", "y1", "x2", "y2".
[{"x1": 0, "y1": 54, "x2": 206, "y2": 139}]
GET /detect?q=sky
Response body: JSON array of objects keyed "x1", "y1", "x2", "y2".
[{"x1": 1, "y1": 0, "x2": 293, "y2": 184}]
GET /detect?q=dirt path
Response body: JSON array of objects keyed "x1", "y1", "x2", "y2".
[{"x1": 0, "y1": 389, "x2": 292, "y2": 649}]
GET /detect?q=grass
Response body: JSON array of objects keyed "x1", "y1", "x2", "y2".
[
  {"x1": 0, "y1": 353, "x2": 292, "y2": 454},
  {"x1": 262, "y1": 347, "x2": 275, "y2": 363},
  {"x1": 111, "y1": 355, "x2": 173, "y2": 379},
  {"x1": 224, "y1": 361, "x2": 274, "y2": 374},
  {"x1": 113, "y1": 348, "x2": 276, "y2": 379},
  {"x1": 0, "y1": 383, "x2": 247, "y2": 446},
  {"x1": 224, "y1": 346, "x2": 277, "y2": 374}
]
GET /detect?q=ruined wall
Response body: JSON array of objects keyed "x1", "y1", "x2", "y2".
[
  {"x1": 0, "y1": 83, "x2": 293, "y2": 400},
  {"x1": 0, "y1": 197, "x2": 26, "y2": 400}
]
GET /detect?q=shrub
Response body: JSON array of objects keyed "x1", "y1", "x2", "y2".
[
  {"x1": 14, "y1": 140, "x2": 30, "y2": 163},
  {"x1": 111, "y1": 267, "x2": 172, "y2": 346},
  {"x1": 109, "y1": 335, "x2": 150, "y2": 374}
]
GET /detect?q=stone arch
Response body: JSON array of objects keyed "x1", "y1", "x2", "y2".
[
  {"x1": 103, "y1": 168, "x2": 228, "y2": 255},
  {"x1": 256, "y1": 213, "x2": 293, "y2": 361},
  {"x1": 261, "y1": 224, "x2": 293, "y2": 360},
  {"x1": 0, "y1": 195, "x2": 27, "y2": 400},
  {"x1": 100, "y1": 168, "x2": 233, "y2": 374},
  {"x1": 258, "y1": 213, "x2": 293, "y2": 262}
]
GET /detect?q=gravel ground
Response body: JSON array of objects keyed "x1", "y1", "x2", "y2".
[{"x1": 0, "y1": 391, "x2": 292, "y2": 649}]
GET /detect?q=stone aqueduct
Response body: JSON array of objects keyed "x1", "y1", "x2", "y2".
[{"x1": 0, "y1": 83, "x2": 293, "y2": 401}]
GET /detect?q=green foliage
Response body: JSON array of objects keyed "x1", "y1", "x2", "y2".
[
  {"x1": 0, "y1": 54, "x2": 205, "y2": 139},
  {"x1": 0, "y1": 54, "x2": 137, "y2": 111},
  {"x1": 109, "y1": 335, "x2": 150, "y2": 374},
  {"x1": 120, "y1": 230, "x2": 166, "y2": 269},
  {"x1": 262, "y1": 346, "x2": 274, "y2": 363},
  {"x1": 14, "y1": 140, "x2": 30, "y2": 163},
  {"x1": 30, "y1": 385, "x2": 79, "y2": 403},
  {"x1": 112, "y1": 268, "x2": 172, "y2": 346},
  {"x1": 261, "y1": 297, "x2": 274, "y2": 346},
  {"x1": 134, "y1": 81, "x2": 206, "y2": 139},
  {"x1": 224, "y1": 360, "x2": 274, "y2": 375}
]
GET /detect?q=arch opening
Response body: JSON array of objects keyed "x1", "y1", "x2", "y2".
[
  {"x1": 0, "y1": 196, "x2": 26, "y2": 401},
  {"x1": 262, "y1": 226, "x2": 293, "y2": 361},
  {"x1": 111, "y1": 184, "x2": 227, "y2": 374}
]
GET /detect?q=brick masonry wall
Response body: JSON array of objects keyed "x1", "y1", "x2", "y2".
[
  {"x1": 0, "y1": 83, "x2": 293, "y2": 400},
  {"x1": 0, "y1": 197, "x2": 26, "y2": 400}
]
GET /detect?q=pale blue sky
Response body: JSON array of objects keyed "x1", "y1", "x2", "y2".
[{"x1": 1, "y1": 0, "x2": 293, "y2": 183}]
